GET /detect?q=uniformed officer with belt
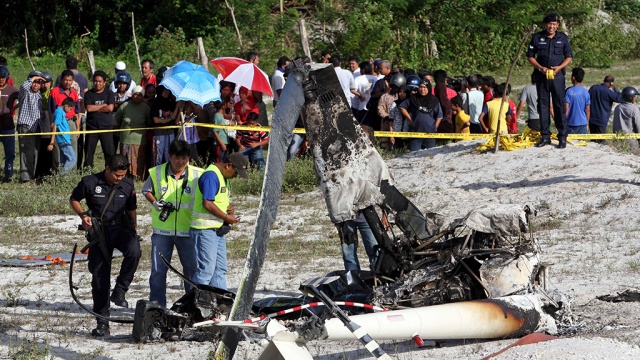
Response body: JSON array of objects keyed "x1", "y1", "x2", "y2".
[
  {"x1": 70, "y1": 154, "x2": 140, "y2": 337},
  {"x1": 526, "y1": 13, "x2": 573, "y2": 149}
]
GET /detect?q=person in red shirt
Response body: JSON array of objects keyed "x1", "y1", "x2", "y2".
[
  {"x1": 49, "y1": 70, "x2": 81, "y2": 161},
  {"x1": 482, "y1": 76, "x2": 494, "y2": 105},
  {"x1": 140, "y1": 59, "x2": 157, "y2": 88},
  {"x1": 505, "y1": 84, "x2": 518, "y2": 134},
  {"x1": 233, "y1": 86, "x2": 258, "y2": 125}
]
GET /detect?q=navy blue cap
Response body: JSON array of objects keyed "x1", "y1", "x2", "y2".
[{"x1": 543, "y1": 13, "x2": 560, "y2": 23}]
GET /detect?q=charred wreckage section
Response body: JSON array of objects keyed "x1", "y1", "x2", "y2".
[{"x1": 69, "y1": 63, "x2": 572, "y2": 355}]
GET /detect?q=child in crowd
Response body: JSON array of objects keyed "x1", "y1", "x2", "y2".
[
  {"x1": 388, "y1": 85, "x2": 410, "y2": 150},
  {"x1": 479, "y1": 83, "x2": 512, "y2": 135},
  {"x1": 236, "y1": 111, "x2": 268, "y2": 171},
  {"x1": 48, "y1": 98, "x2": 76, "y2": 174},
  {"x1": 451, "y1": 95, "x2": 470, "y2": 134},
  {"x1": 212, "y1": 99, "x2": 231, "y2": 163}
]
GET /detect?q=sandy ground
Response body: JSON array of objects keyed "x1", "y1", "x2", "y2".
[{"x1": 2, "y1": 139, "x2": 640, "y2": 359}]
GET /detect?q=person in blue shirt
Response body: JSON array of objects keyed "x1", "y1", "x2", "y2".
[
  {"x1": 588, "y1": 76, "x2": 622, "y2": 138},
  {"x1": 47, "y1": 98, "x2": 76, "y2": 173},
  {"x1": 190, "y1": 153, "x2": 248, "y2": 290},
  {"x1": 564, "y1": 68, "x2": 590, "y2": 141},
  {"x1": 527, "y1": 13, "x2": 573, "y2": 148}
]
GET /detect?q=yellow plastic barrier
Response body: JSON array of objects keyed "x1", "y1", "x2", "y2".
[{"x1": 2, "y1": 122, "x2": 639, "y2": 141}]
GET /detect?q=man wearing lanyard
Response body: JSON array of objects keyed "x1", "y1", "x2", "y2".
[{"x1": 142, "y1": 140, "x2": 203, "y2": 307}]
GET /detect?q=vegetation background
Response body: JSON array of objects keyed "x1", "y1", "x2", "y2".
[
  {"x1": 2, "y1": 0, "x2": 640, "y2": 81},
  {"x1": 1, "y1": 0, "x2": 640, "y2": 215}
]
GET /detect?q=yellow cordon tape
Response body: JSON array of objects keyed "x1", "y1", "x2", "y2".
[{"x1": 2, "y1": 122, "x2": 640, "y2": 140}]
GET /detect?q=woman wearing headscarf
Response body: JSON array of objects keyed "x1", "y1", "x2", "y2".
[{"x1": 399, "y1": 79, "x2": 443, "y2": 151}]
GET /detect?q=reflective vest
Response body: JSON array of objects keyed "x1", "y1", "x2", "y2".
[
  {"x1": 191, "y1": 164, "x2": 230, "y2": 229},
  {"x1": 150, "y1": 164, "x2": 203, "y2": 236}
]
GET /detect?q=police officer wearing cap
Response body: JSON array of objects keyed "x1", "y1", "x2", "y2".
[
  {"x1": 70, "y1": 154, "x2": 140, "y2": 337},
  {"x1": 527, "y1": 13, "x2": 573, "y2": 149},
  {"x1": 142, "y1": 139, "x2": 203, "y2": 307}
]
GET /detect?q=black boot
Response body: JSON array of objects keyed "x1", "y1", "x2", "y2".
[
  {"x1": 556, "y1": 139, "x2": 567, "y2": 149},
  {"x1": 535, "y1": 138, "x2": 551, "y2": 147},
  {"x1": 91, "y1": 324, "x2": 110, "y2": 337},
  {"x1": 110, "y1": 291, "x2": 128, "y2": 308}
]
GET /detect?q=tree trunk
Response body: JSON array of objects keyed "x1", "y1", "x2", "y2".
[
  {"x1": 87, "y1": 50, "x2": 96, "y2": 75},
  {"x1": 299, "y1": 19, "x2": 312, "y2": 60},
  {"x1": 132, "y1": 13, "x2": 142, "y2": 76},
  {"x1": 224, "y1": 0, "x2": 244, "y2": 52},
  {"x1": 197, "y1": 37, "x2": 209, "y2": 70}
]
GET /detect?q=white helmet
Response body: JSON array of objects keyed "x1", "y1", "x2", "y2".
[{"x1": 115, "y1": 61, "x2": 126, "y2": 71}]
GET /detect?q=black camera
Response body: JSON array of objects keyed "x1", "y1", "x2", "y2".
[
  {"x1": 157, "y1": 200, "x2": 176, "y2": 222},
  {"x1": 448, "y1": 76, "x2": 467, "y2": 93}
]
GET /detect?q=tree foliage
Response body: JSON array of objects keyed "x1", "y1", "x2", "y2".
[{"x1": 2, "y1": 0, "x2": 638, "y2": 73}]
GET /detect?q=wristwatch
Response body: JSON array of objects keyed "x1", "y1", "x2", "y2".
[{"x1": 78, "y1": 211, "x2": 90, "y2": 218}]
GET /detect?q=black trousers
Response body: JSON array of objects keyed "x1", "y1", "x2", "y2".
[
  {"x1": 88, "y1": 225, "x2": 141, "y2": 325},
  {"x1": 84, "y1": 131, "x2": 115, "y2": 169},
  {"x1": 536, "y1": 72, "x2": 567, "y2": 140}
]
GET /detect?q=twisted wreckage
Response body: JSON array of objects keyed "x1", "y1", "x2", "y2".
[{"x1": 71, "y1": 62, "x2": 571, "y2": 358}]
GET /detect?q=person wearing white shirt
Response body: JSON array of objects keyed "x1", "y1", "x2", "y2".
[
  {"x1": 466, "y1": 75, "x2": 485, "y2": 134},
  {"x1": 330, "y1": 57, "x2": 356, "y2": 108},
  {"x1": 350, "y1": 63, "x2": 377, "y2": 122},
  {"x1": 109, "y1": 61, "x2": 137, "y2": 94},
  {"x1": 271, "y1": 56, "x2": 289, "y2": 107},
  {"x1": 348, "y1": 55, "x2": 361, "y2": 78}
]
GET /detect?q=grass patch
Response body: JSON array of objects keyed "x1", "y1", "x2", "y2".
[
  {"x1": 0, "y1": 167, "x2": 145, "y2": 217},
  {"x1": 606, "y1": 138, "x2": 639, "y2": 155},
  {"x1": 627, "y1": 258, "x2": 640, "y2": 272},
  {"x1": 230, "y1": 157, "x2": 319, "y2": 196},
  {"x1": 535, "y1": 218, "x2": 563, "y2": 231},
  {"x1": 8, "y1": 338, "x2": 53, "y2": 360}
]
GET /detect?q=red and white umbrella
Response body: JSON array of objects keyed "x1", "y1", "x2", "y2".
[{"x1": 210, "y1": 57, "x2": 273, "y2": 97}]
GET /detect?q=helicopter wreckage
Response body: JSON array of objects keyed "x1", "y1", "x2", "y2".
[{"x1": 70, "y1": 62, "x2": 572, "y2": 358}]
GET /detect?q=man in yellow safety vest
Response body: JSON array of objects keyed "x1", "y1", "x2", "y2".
[
  {"x1": 142, "y1": 139, "x2": 203, "y2": 307},
  {"x1": 190, "y1": 152, "x2": 248, "y2": 289}
]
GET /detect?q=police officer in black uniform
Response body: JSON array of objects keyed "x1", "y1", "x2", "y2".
[
  {"x1": 70, "y1": 154, "x2": 140, "y2": 337},
  {"x1": 526, "y1": 13, "x2": 573, "y2": 149}
]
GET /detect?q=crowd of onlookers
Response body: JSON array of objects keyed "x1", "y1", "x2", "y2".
[{"x1": 0, "y1": 51, "x2": 638, "y2": 183}]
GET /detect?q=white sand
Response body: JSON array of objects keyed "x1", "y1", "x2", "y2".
[{"x1": 1, "y1": 140, "x2": 640, "y2": 359}]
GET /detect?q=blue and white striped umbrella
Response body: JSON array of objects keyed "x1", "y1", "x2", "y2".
[{"x1": 159, "y1": 60, "x2": 221, "y2": 107}]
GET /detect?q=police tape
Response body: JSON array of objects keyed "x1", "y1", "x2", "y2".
[{"x1": 3, "y1": 123, "x2": 640, "y2": 140}]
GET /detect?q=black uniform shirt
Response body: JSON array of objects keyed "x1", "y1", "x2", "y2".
[
  {"x1": 526, "y1": 30, "x2": 573, "y2": 68},
  {"x1": 70, "y1": 171, "x2": 137, "y2": 222}
]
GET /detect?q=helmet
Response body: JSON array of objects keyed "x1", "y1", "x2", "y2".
[
  {"x1": 28, "y1": 70, "x2": 44, "y2": 80},
  {"x1": 389, "y1": 74, "x2": 406, "y2": 89},
  {"x1": 621, "y1": 87, "x2": 638, "y2": 103},
  {"x1": 406, "y1": 75, "x2": 421, "y2": 91},
  {"x1": 115, "y1": 61, "x2": 126, "y2": 71},
  {"x1": 115, "y1": 72, "x2": 131, "y2": 84},
  {"x1": 0, "y1": 65, "x2": 9, "y2": 78},
  {"x1": 42, "y1": 71, "x2": 53, "y2": 83}
]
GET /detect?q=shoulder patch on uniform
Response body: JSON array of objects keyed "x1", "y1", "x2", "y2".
[
  {"x1": 221, "y1": 187, "x2": 227, "y2": 193},
  {"x1": 95, "y1": 186, "x2": 103, "y2": 194}
]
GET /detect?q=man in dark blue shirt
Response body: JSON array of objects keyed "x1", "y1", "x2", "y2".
[
  {"x1": 526, "y1": 13, "x2": 573, "y2": 148},
  {"x1": 589, "y1": 76, "x2": 622, "y2": 138}
]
